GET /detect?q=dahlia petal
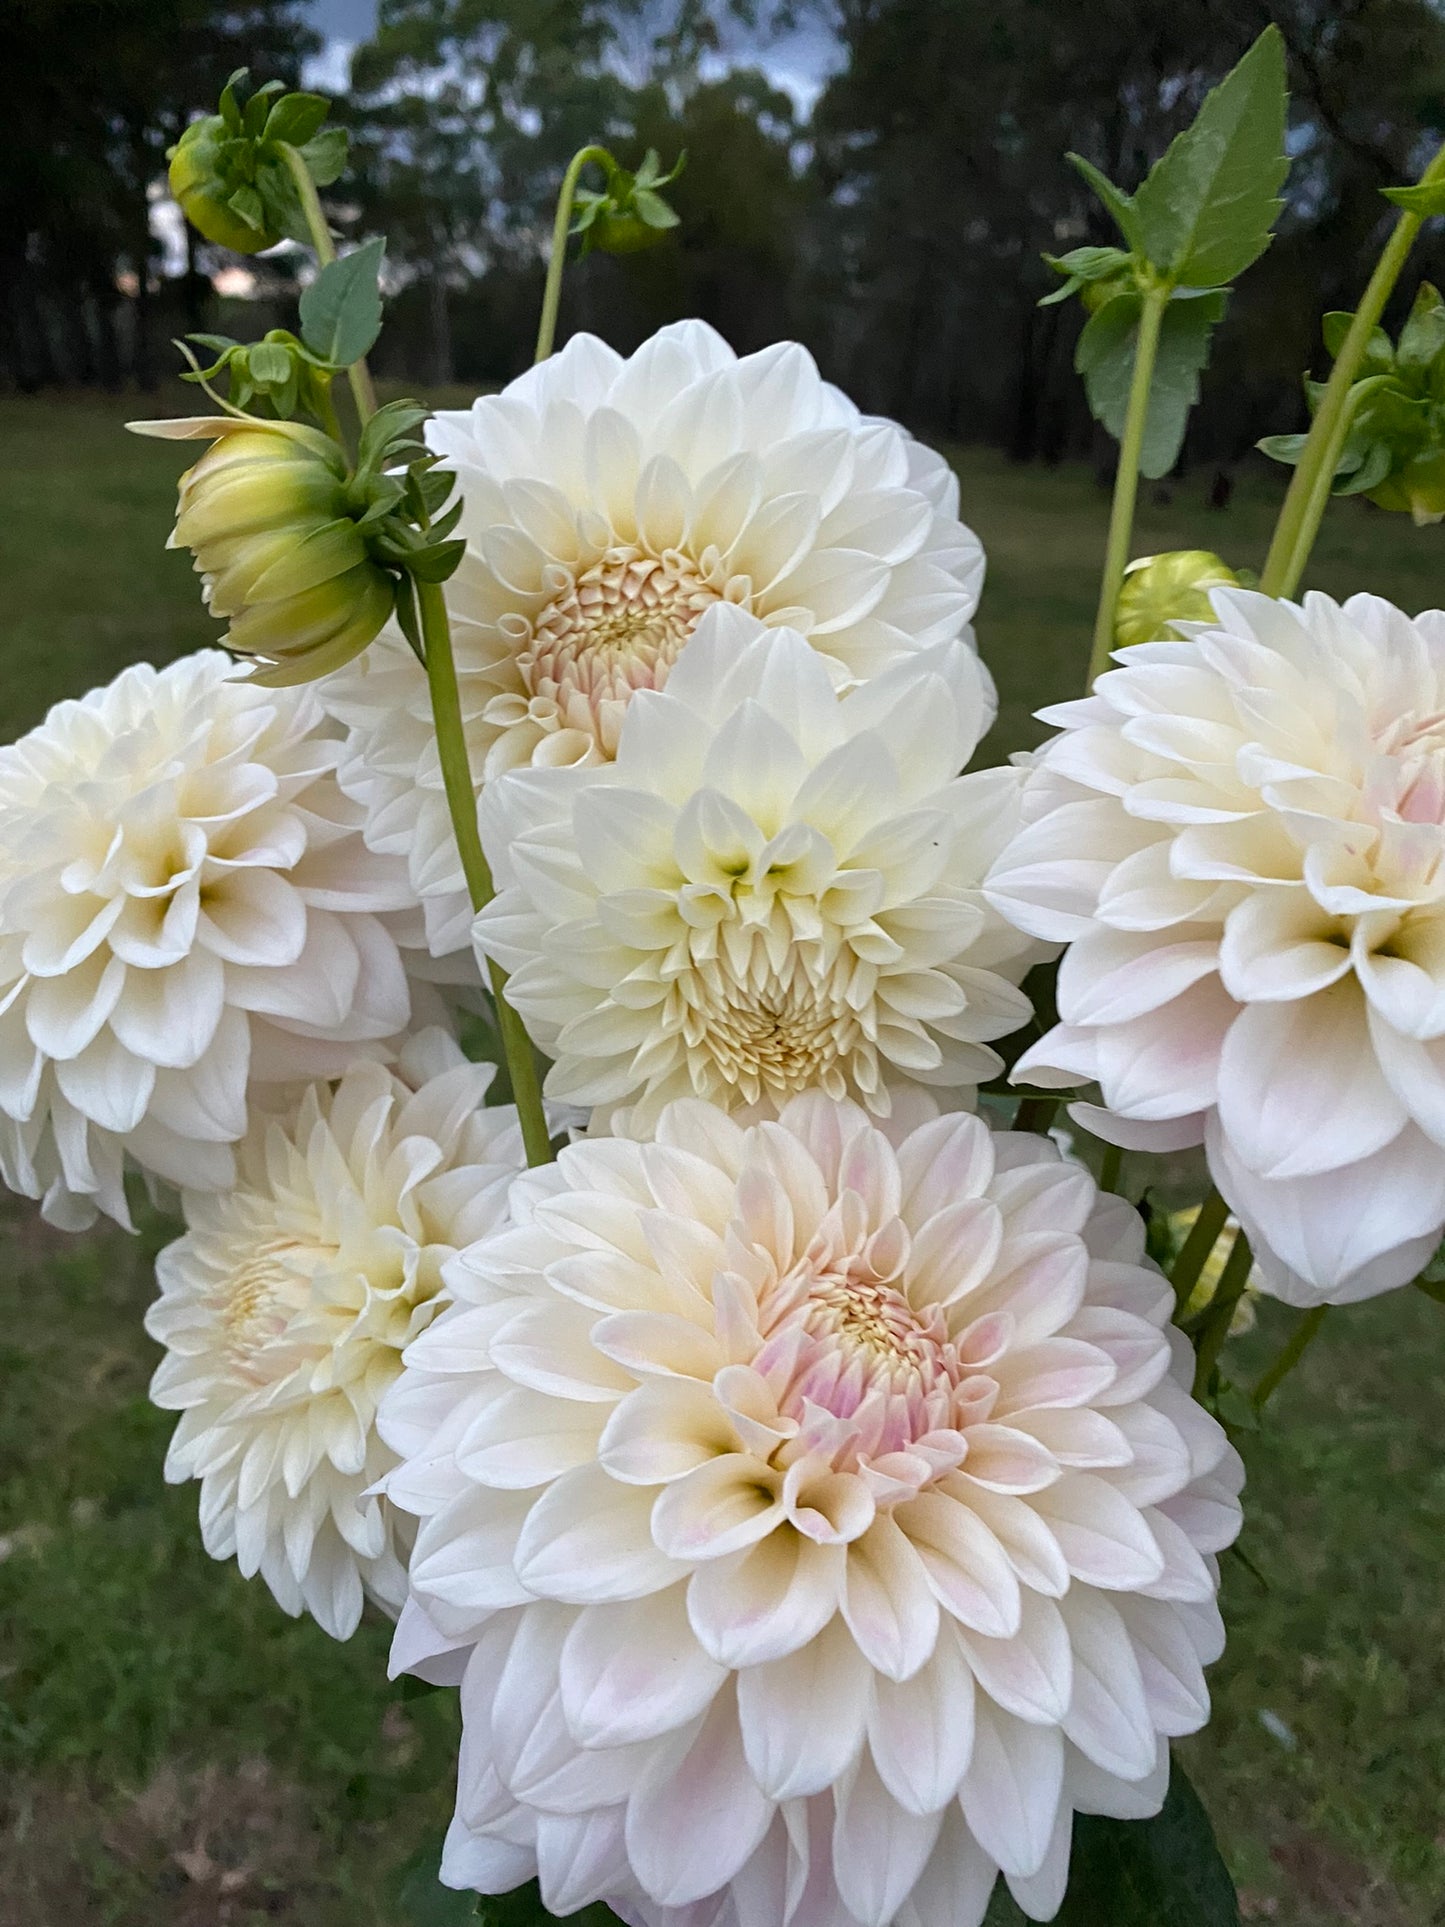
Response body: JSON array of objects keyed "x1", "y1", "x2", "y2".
[
  {"x1": 687, "y1": 1529, "x2": 844, "y2": 1666},
  {"x1": 560, "y1": 1589, "x2": 726, "y2": 1748},
  {"x1": 1030, "y1": 1475, "x2": 1164, "y2": 1590},
  {"x1": 892, "y1": 1805, "x2": 999, "y2": 1927},
  {"x1": 625, "y1": 1689, "x2": 775, "y2": 1908},
  {"x1": 599, "y1": 1377, "x2": 743, "y2": 1483},
  {"x1": 737, "y1": 1614, "x2": 873, "y2": 1799},
  {"x1": 1060, "y1": 1590, "x2": 1157, "y2": 1779},
  {"x1": 958, "y1": 1590, "x2": 1073, "y2": 1725},
  {"x1": 899, "y1": 1490, "x2": 1021, "y2": 1637},
  {"x1": 840, "y1": 1513, "x2": 941, "y2": 1681},
  {"x1": 957, "y1": 1705, "x2": 1064, "y2": 1879},
  {"x1": 515, "y1": 1464, "x2": 677, "y2": 1603},
  {"x1": 438, "y1": 1814, "x2": 536, "y2": 1895},
  {"x1": 867, "y1": 1617, "x2": 977, "y2": 1812},
  {"x1": 831, "y1": 1752, "x2": 944, "y2": 1927}
]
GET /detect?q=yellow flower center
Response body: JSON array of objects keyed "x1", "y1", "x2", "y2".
[{"x1": 222, "y1": 1237, "x2": 333, "y2": 1379}]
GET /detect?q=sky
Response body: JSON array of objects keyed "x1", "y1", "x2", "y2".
[{"x1": 298, "y1": 0, "x2": 841, "y2": 113}]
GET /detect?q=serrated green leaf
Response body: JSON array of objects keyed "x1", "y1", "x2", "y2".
[
  {"x1": 1066, "y1": 152, "x2": 1144, "y2": 251},
  {"x1": 1133, "y1": 25, "x2": 1288, "y2": 286},
  {"x1": 299, "y1": 237, "x2": 385, "y2": 367},
  {"x1": 1077, "y1": 289, "x2": 1226, "y2": 478},
  {"x1": 1383, "y1": 180, "x2": 1445, "y2": 218}
]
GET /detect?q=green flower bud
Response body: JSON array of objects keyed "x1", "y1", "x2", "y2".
[
  {"x1": 1367, "y1": 448, "x2": 1445, "y2": 526},
  {"x1": 169, "y1": 118, "x2": 280, "y2": 255},
  {"x1": 1114, "y1": 550, "x2": 1240, "y2": 648},
  {"x1": 129, "y1": 415, "x2": 393, "y2": 682}
]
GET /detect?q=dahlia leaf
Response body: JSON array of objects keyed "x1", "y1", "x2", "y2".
[
  {"x1": 1132, "y1": 25, "x2": 1288, "y2": 288},
  {"x1": 395, "y1": 1845, "x2": 483, "y2": 1923},
  {"x1": 1009, "y1": 1757, "x2": 1240, "y2": 1925},
  {"x1": 1065, "y1": 153, "x2": 1144, "y2": 253},
  {"x1": 300, "y1": 236, "x2": 386, "y2": 368},
  {"x1": 1076, "y1": 289, "x2": 1227, "y2": 477}
]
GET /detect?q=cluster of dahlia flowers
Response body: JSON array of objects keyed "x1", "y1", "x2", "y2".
[{"x1": 14, "y1": 309, "x2": 1445, "y2": 1926}]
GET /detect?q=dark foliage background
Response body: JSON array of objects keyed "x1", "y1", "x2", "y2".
[{"x1": 8, "y1": 0, "x2": 1445, "y2": 468}]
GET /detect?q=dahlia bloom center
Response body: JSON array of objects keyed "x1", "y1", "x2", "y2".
[
  {"x1": 515, "y1": 546, "x2": 721, "y2": 754},
  {"x1": 684, "y1": 947, "x2": 866, "y2": 1105},
  {"x1": 222, "y1": 1235, "x2": 330, "y2": 1374}
]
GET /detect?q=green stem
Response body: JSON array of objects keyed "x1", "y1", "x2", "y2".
[
  {"x1": 1252, "y1": 1305, "x2": 1328, "y2": 1411},
  {"x1": 1259, "y1": 139, "x2": 1445, "y2": 598},
  {"x1": 416, "y1": 580, "x2": 552, "y2": 1168},
  {"x1": 1192, "y1": 1228, "x2": 1253, "y2": 1397},
  {"x1": 1169, "y1": 1187, "x2": 1230, "y2": 1318},
  {"x1": 535, "y1": 145, "x2": 612, "y2": 364},
  {"x1": 277, "y1": 141, "x2": 378, "y2": 424},
  {"x1": 1087, "y1": 284, "x2": 1169, "y2": 687},
  {"x1": 1014, "y1": 1094, "x2": 1060, "y2": 1136},
  {"x1": 1098, "y1": 1142, "x2": 1124, "y2": 1195}
]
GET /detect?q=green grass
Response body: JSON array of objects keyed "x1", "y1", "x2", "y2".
[{"x1": 1, "y1": 391, "x2": 1444, "y2": 1925}]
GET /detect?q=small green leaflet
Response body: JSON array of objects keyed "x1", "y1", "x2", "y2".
[
  {"x1": 983, "y1": 1758, "x2": 1240, "y2": 1926},
  {"x1": 300, "y1": 236, "x2": 386, "y2": 368},
  {"x1": 1384, "y1": 179, "x2": 1445, "y2": 218},
  {"x1": 1077, "y1": 289, "x2": 1228, "y2": 476},
  {"x1": 1132, "y1": 25, "x2": 1289, "y2": 286}
]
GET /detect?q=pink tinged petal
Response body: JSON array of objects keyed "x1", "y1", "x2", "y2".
[
  {"x1": 454, "y1": 1385, "x2": 603, "y2": 1489},
  {"x1": 958, "y1": 1704, "x2": 1065, "y2": 1879},
  {"x1": 1031, "y1": 1475, "x2": 1164, "y2": 1590},
  {"x1": 892, "y1": 1805, "x2": 1001, "y2": 1927},
  {"x1": 625, "y1": 1687, "x2": 775, "y2": 1908},
  {"x1": 1091, "y1": 975, "x2": 1237, "y2": 1120},
  {"x1": 984, "y1": 797, "x2": 1153, "y2": 942},
  {"x1": 438, "y1": 1814, "x2": 535, "y2": 1896},
  {"x1": 1002, "y1": 1804, "x2": 1073, "y2": 1921},
  {"x1": 1059, "y1": 1590, "x2": 1158, "y2": 1779},
  {"x1": 1217, "y1": 982, "x2": 1406, "y2": 1180},
  {"x1": 896, "y1": 1111, "x2": 997, "y2": 1221},
  {"x1": 1355, "y1": 912, "x2": 1445, "y2": 1040},
  {"x1": 1161, "y1": 1472, "x2": 1243, "y2": 1557},
  {"x1": 593, "y1": 1309, "x2": 728, "y2": 1381},
  {"x1": 409, "y1": 1488, "x2": 534, "y2": 1632},
  {"x1": 868, "y1": 1619, "x2": 977, "y2": 1813},
  {"x1": 957, "y1": 1590, "x2": 1073, "y2": 1725},
  {"x1": 904, "y1": 1199, "x2": 1004, "y2": 1309},
  {"x1": 1116, "y1": 1597, "x2": 1211, "y2": 1737},
  {"x1": 1067, "y1": 1308, "x2": 1172, "y2": 1406},
  {"x1": 713, "y1": 1363, "x2": 798, "y2": 1458},
  {"x1": 559, "y1": 1588, "x2": 726, "y2": 1748},
  {"x1": 1218, "y1": 889, "x2": 1352, "y2": 1003},
  {"x1": 1057, "y1": 927, "x2": 1219, "y2": 1026},
  {"x1": 1064, "y1": 1736, "x2": 1169, "y2": 1821},
  {"x1": 841, "y1": 1513, "x2": 941, "y2": 1681},
  {"x1": 652, "y1": 1454, "x2": 784, "y2": 1560},
  {"x1": 1368, "y1": 1014, "x2": 1445, "y2": 1145},
  {"x1": 989, "y1": 1337, "x2": 1117, "y2": 1414},
  {"x1": 534, "y1": 1809, "x2": 633, "y2": 1918},
  {"x1": 514, "y1": 1463, "x2": 678, "y2": 1603},
  {"x1": 686, "y1": 1527, "x2": 845, "y2": 1667},
  {"x1": 958, "y1": 1424, "x2": 1063, "y2": 1496},
  {"x1": 831, "y1": 1753, "x2": 945, "y2": 1927},
  {"x1": 961, "y1": 1488, "x2": 1070, "y2": 1598},
  {"x1": 1136, "y1": 1505, "x2": 1218, "y2": 1604},
  {"x1": 898, "y1": 1490, "x2": 1021, "y2": 1638},
  {"x1": 1099, "y1": 1404, "x2": 1194, "y2": 1508},
  {"x1": 736, "y1": 1614, "x2": 873, "y2": 1799},
  {"x1": 489, "y1": 1302, "x2": 635, "y2": 1402},
  {"x1": 781, "y1": 1460, "x2": 876, "y2": 1543},
  {"x1": 599, "y1": 1377, "x2": 742, "y2": 1484}
]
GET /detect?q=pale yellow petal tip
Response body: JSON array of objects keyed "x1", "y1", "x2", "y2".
[{"x1": 126, "y1": 415, "x2": 237, "y2": 441}]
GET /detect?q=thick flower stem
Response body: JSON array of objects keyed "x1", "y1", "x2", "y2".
[
  {"x1": 1191, "y1": 1227, "x2": 1253, "y2": 1397},
  {"x1": 277, "y1": 141, "x2": 379, "y2": 424},
  {"x1": 1252, "y1": 1305, "x2": 1328, "y2": 1411},
  {"x1": 1014, "y1": 1094, "x2": 1060, "y2": 1135},
  {"x1": 1259, "y1": 140, "x2": 1445, "y2": 599},
  {"x1": 535, "y1": 145, "x2": 612, "y2": 364},
  {"x1": 417, "y1": 580, "x2": 553, "y2": 1168},
  {"x1": 1087, "y1": 285, "x2": 1169, "y2": 688},
  {"x1": 1169, "y1": 1187, "x2": 1230, "y2": 1317}
]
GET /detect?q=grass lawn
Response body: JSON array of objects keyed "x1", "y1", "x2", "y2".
[{"x1": 1, "y1": 389, "x2": 1443, "y2": 1925}]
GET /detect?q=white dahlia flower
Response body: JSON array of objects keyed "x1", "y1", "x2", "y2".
[
  {"x1": 986, "y1": 589, "x2": 1445, "y2": 1305},
  {"x1": 0, "y1": 651, "x2": 426, "y2": 1229},
  {"x1": 380, "y1": 1095, "x2": 1241, "y2": 1927},
  {"x1": 322, "y1": 320, "x2": 986, "y2": 955},
  {"x1": 146, "y1": 1031, "x2": 527, "y2": 1639},
  {"x1": 472, "y1": 606, "x2": 1037, "y2": 1129}
]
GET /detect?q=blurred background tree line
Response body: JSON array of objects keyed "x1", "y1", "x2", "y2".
[{"x1": 8, "y1": 0, "x2": 1445, "y2": 466}]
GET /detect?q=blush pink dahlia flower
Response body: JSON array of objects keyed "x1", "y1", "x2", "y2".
[
  {"x1": 321, "y1": 320, "x2": 986, "y2": 956},
  {"x1": 986, "y1": 589, "x2": 1445, "y2": 1304},
  {"x1": 380, "y1": 1096, "x2": 1241, "y2": 1927}
]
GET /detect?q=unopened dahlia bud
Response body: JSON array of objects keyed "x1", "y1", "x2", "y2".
[
  {"x1": 1114, "y1": 549, "x2": 1240, "y2": 648},
  {"x1": 131, "y1": 415, "x2": 393, "y2": 682},
  {"x1": 169, "y1": 116, "x2": 282, "y2": 254}
]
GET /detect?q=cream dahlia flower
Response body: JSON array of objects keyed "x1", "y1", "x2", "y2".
[
  {"x1": 986, "y1": 589, "x2": 1445, "y2": 1305},
  {"x1": 380, "y1": 1095, "x2": 1242, "y2": 1927},
  {"x1": 472, "y1": 606, "x2": 1037, "y2": 1128},
  {"x1": 322, "y1": 320, "x2": 987, "y2": 956},
  {"x1": 146, "y1": 1031, "x2": 527, "y2": 1639},
  {"x1": 0, "y1": 651, "x2": 424, "y2": 1229}
]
